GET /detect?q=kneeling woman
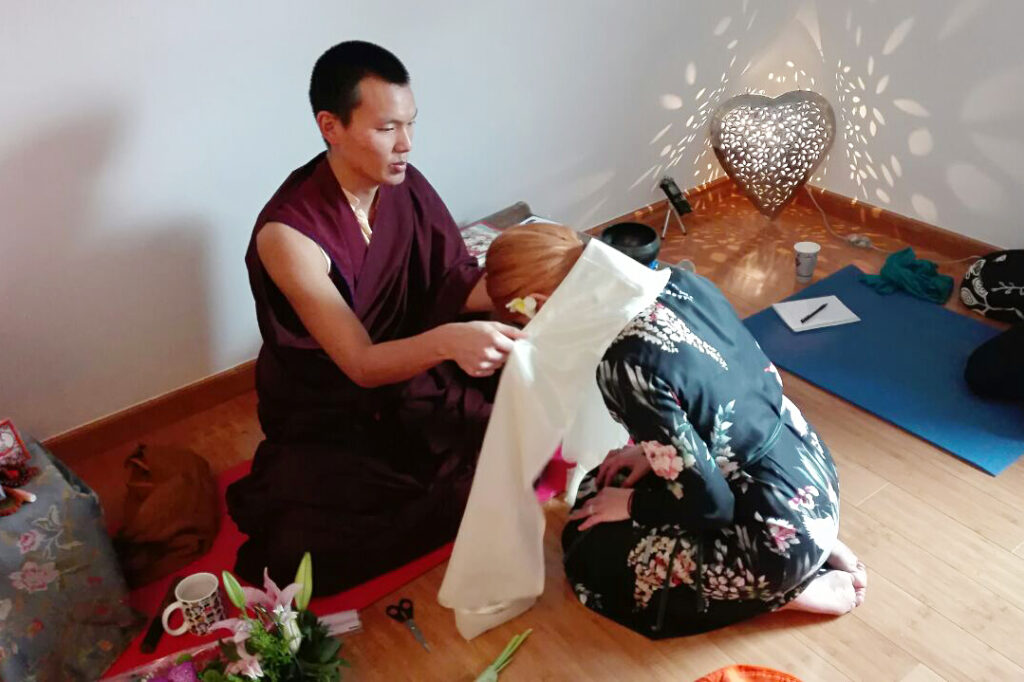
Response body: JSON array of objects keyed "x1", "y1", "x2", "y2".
[{"x1": 485, "y1": 224, "x2": 866, "y2": 638}]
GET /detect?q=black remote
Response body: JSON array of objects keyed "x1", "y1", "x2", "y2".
[
  {"x1": 659, "y1": 177, "x2": 693, "y2": 216},
  {"x1": 140, "y1": 576, "x2": 183, "y2": 654}
]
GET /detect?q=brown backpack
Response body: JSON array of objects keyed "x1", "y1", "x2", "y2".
[{"x1": 114, "y1": 444, "x2": 219, "y2": 588}]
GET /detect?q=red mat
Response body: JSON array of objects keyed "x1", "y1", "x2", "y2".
[{"x1": 104, "y1": 450, "x2": 573, "y2": 677}]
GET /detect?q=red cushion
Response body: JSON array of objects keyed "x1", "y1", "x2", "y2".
[{"x1": 105, "y1": 450, "x2": 571, "y2": 677}]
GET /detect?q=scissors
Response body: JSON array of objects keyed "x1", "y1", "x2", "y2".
[{"x1": 386, "y1": 597, "x2": 431, "y2": 652}]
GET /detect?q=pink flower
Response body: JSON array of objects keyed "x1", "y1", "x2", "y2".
[
  {"x1": 788, "y1": 485, "x2": 819, "y2": 511},
  {"x1": 642, "y1": 441, "x2": 683, "y2": 480},
  {"x1": 209, "y1": 616, "x2": 252, "y2": 645},
  {"x1": 226, "y1": 650, "x2": 264, "y2": 679},
  {"x1": 17, "y1": 531, "x2": 41, "y2": 555},
  {"x1": 766, "y1": 518, "x2": 799, "y2": 551},
  {"x1": 10, "y1": 561, "x2": 59, "y2": 593},
  {"x1": 242, "y1": 568, "x2": 302, "y2": 612}
]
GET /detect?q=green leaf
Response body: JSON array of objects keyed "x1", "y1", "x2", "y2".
[
  {"x1": 479, "y1": 629, "x2": 532, "y2": 677},
  {"x1": 221, "y1": 571, "x2": 247, "y2": 609},
  {"x1": 200, "y1": 671, "x2": 228, "y2": 682},
  {"x1": 316, "y1": 636, "x2": 342, "y2": 663},
  {"x1": 294, "y1": 551, "x2": 314, "y2": 610},
  {"x1": 218, "y1": 639, "x2": 241, "y2": 662},
  {"x1": 474, "y1": 668, "x2": 499, "y2": 682},
  {"x1": 174, "y1": 653, "x2": 194, "y2": 664}
]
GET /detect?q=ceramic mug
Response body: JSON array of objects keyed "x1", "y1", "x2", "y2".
[{"x1": 162, "y1": 572, "x2": 226, "y2": 636}]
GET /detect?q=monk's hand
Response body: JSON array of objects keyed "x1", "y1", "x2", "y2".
[
  {"x1": 569, "y1": 487, "x2": 634, "y2": 531},
  {"x1": 444, "y1": 321, "x2": 527, "y2": 377},
  {"x1": 596, "y1": 444, "x2": 650, "y2": 489}
]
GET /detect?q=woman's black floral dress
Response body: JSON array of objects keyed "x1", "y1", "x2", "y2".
[{"x1": 562, "y1": 268, "x2": 840, "y2": 638}]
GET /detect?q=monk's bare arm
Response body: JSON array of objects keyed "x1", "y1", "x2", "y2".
[
  {"x1": 461, "y1": 275, "x2": 494, "y2": 313},
  {"x1": 257, "y1": 222, "x2": 523, "y2": 388}
]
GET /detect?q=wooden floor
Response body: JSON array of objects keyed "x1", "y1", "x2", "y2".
[{"x1": 72, "y1": 186, "x2": 1023, "y2": 681}]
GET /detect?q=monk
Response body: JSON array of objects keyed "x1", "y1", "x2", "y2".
[{"x1": 227, "y1": 41, "x2": 524, "y2": 594}]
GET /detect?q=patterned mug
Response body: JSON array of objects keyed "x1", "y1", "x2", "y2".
[{"x1": 161, "y1": 572, "x2": 226, "y2": 636}]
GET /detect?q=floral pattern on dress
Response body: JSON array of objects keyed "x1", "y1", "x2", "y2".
[
  {"x1": 627, "y1": 528, "x2": 697, "y2": 609},
  {"x1": 576, "y1": 474, "x2": 598, "y2": 500},
  {"x1": 711, "y1": 400, "x2": 754, "y2": 494},
  {"x1": 642, "y1": 441, "x2": 683, "y2": 480},
  {"x1": 616, "y1": 302, "x2": 729, "y2": 370},
  {"x1": 573, "y1": 583, "x2": 605, "y2": 611},
  {"x1": 755, "y1": 512, "x2": 801, "y2": 557},
  {"x1": 663, "y1": 280, "x2": 695, "y2": 304},
  {"x1": 565, "y1": 268, "x2": 842, "y2": 637},
  {"x1": 765, "y1": 362, "x2": 783, "y2": 387},
  {"x1": 599, "y1": 362, "x2": 712, "y2": 471}
]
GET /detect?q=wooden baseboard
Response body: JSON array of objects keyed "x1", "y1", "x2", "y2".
[
  {"x1": 589, "y1": 176, "x2": 999, "y2": 258},
  {"x1": 798, "y1": 185, "x2": 997, "y2": 259},
  {"x1": 44, "y1": 360, "x2": 256, "y2": 464}
]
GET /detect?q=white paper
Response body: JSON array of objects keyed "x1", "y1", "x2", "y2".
[{"x1": 771, "y1": 295, "x2": 859, "y2": 332}]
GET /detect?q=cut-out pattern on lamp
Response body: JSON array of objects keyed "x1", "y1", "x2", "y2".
[{"x1": 710, "y1": 91, "x2": 835, "y2": 218}]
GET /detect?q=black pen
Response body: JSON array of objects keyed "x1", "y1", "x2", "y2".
[{"x1": 800, "y1": 302, "x2": 828, "y2": 324}]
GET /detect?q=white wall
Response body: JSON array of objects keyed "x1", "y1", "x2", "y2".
[
  {"x1": 13, "y1": 2, "x2": 1014, "y2": 442},
  {"x1": 0, "y1": 0, "x2": 800, "y2": 440},
  {"x1": 738, "y1": 1, "x2": 1024, "y2": 249}
]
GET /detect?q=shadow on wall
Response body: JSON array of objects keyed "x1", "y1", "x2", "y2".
[{"x1": 0, "y1": 111, "x2": 214, "y2": 440}]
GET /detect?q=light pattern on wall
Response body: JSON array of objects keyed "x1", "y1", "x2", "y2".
[
  {"x1": 632, "y1": 3, "x2": 766, "y2": 196},
  {"x1": 710, "y1": 90, "x2": 835, "y2": 218}
]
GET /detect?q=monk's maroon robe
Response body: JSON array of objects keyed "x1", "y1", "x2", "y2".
[{"x1": 227, "y1": 153, "x2": 494, "y2": 594}]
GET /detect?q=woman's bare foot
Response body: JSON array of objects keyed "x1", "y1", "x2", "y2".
[
  {"x1": 827, "y1": 540, "x2": 868, "y2": 605},
  {"x1": 780, "y1": 570, "x2": 859, "y2": 615}
]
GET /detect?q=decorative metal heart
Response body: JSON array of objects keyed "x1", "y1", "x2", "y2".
[{"x1": 710, "y1": 91, "x2": 835, "y2": 218}]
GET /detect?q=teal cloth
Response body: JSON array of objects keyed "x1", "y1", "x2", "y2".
[{"x1": 861, "y1": 247, "x2": 953, "y2": 303}]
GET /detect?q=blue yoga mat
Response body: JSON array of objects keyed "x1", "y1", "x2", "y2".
[{"x1": 743, "y1": 265, "x2": 1023, "y2": 475}]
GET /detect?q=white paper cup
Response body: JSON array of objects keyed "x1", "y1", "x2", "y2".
[{"x1": 794, "y1": 241, "x2": 821, "y2": 282}]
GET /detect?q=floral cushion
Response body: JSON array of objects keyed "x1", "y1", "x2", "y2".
[{"x1": 0, "y1": 440, "x2": 140, "y2": 680}]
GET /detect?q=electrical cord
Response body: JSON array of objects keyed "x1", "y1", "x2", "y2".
[{"x1": 803, "y1": 186, "x2": 983, "y2": 265}]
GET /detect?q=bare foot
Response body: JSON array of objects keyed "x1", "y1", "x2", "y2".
[
  {"x1": 851, "y1": 561, "x2": 867, "y2": 606},
  {"x1": 781, "y1": 570, "x2": 858, "y2": 615},
  {"x1": 827, "y1": 540, "x2": 868, "y2": 605},
  {"x1": 827, "y1": 539, "x2": 858, "y2": 572}
]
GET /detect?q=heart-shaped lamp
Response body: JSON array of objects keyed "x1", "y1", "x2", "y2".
[{"x1": 710, "y1": 90, "x2": 835, "y2": 218}]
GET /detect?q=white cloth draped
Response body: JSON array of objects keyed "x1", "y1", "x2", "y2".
[{"x1": 437, "y1": 239, "x2": 669, "y2": 639}]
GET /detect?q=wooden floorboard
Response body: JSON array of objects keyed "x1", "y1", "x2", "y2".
[{"x1": 70, "y1": 184, "x2": 1022, "y2": 681}]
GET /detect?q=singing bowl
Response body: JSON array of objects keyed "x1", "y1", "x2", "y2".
[{"x1": 600, "y1": 222, "x2": 661, "y2": 265}]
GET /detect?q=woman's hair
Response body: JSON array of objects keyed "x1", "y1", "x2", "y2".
[{"x1": 485, "y1": 223, "x2": 585, "y2": 313}]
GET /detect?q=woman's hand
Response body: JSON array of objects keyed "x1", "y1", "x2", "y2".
[
  {"x1": 596, "y1": 444, "x2": 651, "y2": 489},
  {"x1": 568, "y1": 487, "x2": 634, "y2": 531}
]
